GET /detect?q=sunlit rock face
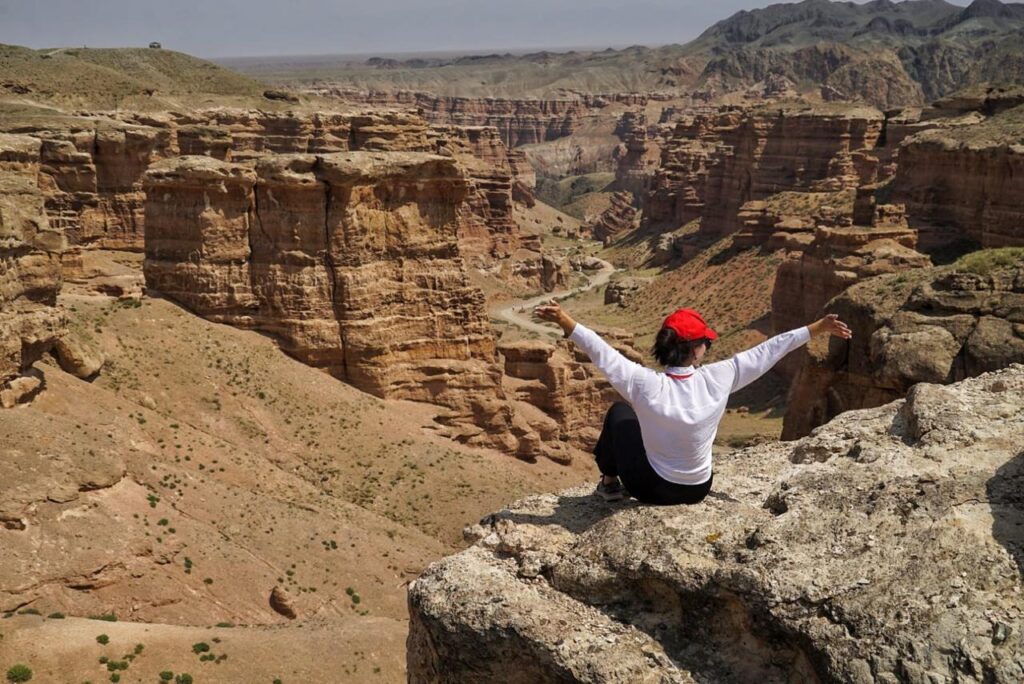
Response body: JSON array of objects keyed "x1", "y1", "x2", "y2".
[
  {"x1": 0, "y1": 133, "x2": 66, "y2": 404},
  {"x1": 143, "y1": 151, "x2": 577, "y2": 462},
  {"x1": 409, "y1": 364, "x2": 1024, "y2": 683},
  {"x1": 784, "y1": 260, "x2": 1024, "y2": 439}
]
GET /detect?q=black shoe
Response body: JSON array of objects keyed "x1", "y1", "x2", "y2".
[{"x1": 595, "y1": 478, "x2": 626, "y2": 502}]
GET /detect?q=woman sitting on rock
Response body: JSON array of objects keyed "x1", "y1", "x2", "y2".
[{"x1": 533, "y1": 301, "x2": 852, "y2": 504}]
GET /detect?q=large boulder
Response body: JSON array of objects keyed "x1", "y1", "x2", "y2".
[
  {"x1": 784, "y1": 254, "x2": 1024, "y2": 439},
  {"x1": 409, "y1": 365, "x2": 1024, "y2": 682}
]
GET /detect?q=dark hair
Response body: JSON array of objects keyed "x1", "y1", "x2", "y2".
[{"x1": 651, "y1": 327, "x2": 711, "y2": 367}]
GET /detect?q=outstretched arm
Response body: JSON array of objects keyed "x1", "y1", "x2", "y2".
[
  {"x1": 533, "y1": 299, "x2": 578, "y2": 337},
  {"x1": 534, "y1": 299, "x2": 649, "y2": 401},
  {"x1": 705, "y1": 314, "x2": 852, "y2": 393}
]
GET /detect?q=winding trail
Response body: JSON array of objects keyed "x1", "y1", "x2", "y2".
[{"x1": 494, "y1": 258, "x2": 616, "y2": 336}]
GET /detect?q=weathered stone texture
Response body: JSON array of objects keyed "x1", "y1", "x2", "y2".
[
  {"x1": 143, "y1": 151, "x2": 560, "y2": 460},
  {"x1": 309, "y1": 89, "x2": 588, "y2": 147},
  {"x1": 410, "y1": 365, "x2": 1024, "y2": 683},
  {"x1": 0, "y1": 133, "x2": 66, "y2": 396},
  {"x1": 643, "y1": 105, "x2": 884, "y2": 236},
  {"x1": 784, "y1": 259, "x2": 1024, "y2": 439},
  {"x1": 893, "y1": 131, "x2": 1024, "y2": 250},
  {"x1": 581, "y1": 191, "x2": 637, "y2": 245}
]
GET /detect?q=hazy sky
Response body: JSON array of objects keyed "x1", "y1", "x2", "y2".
[{"x1": 0, "y1": 0, "x2": 968, "y2": 59}]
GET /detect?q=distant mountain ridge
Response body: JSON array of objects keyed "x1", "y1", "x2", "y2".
[
  {"x1": 243, "y1": 0, "x2": 1024, "y2": 107},
  {"x1": 691, "y1": 0, "x2": 1024, "y2": 104}
]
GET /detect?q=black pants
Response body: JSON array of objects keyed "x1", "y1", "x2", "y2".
[{"x1": 593, "y1": 402, "x2": 713, "y2": 505}]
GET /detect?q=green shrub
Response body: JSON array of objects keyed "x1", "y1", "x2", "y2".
[
  {"x1": 5, "y1": 665, "x2": 32, "y2": 683},
  {"x1": 90, "y1": 613, "x2": 118, "y2": 622},
  {"x1": 191, "y1": 642, "x2": 209, "y2": 654},
  {"x1": 953, "y1": 247, "x2": 1024, "y2": 276},
  {"x1": 96, "y1": 634, "x2": 110, "y2": 645},
  {"x1": 16, "y1": 609, "x2": 40, "y2": 616},
  {"x1": 46, "y1": 612, "x2": 65, "y2": 619},
  {"x1": 174, "y1": 675, "x2": 193, "y2": 684},
  {"x1": 159, "y1": 672, "x2": 173, "y2": 682}
]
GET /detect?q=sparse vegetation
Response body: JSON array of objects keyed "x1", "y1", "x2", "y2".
[
  {"x1": 96, "y1": 634, "x2": 110, "y2": 645},
  {"x1": 953, "y1": 247, "x2": 1024, "y2": 276},
  {"x1": 5, "y1": 665, "x2": 32, "y2": 683}
]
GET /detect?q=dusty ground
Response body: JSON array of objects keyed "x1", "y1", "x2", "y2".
[{"x1": 0, "y1": 279, "x2": 592, "y2": 683}]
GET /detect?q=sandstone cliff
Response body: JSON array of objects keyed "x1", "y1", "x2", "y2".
[
  {"x1": 142, "y1": 152, "x2": 566, "y2": 462},
  {"x1": 892, "y1": 107, "x2": 1024, "y2": 251},
  {"x1": 305, "y1": 90, "x2": 589, "y2": 148},
  {"x1": 581, "y1": 192, "x2": 638, "y2": 245},
  {"x1": 642, "y1": 104, "x2": 883, "y2": 237},
  {"x1": 784, "y1": 253, "x2": 1024, "y2": 439},
  {"x1": 0, "y1": 133, "x2": 66, "y2": 406},
  {"x1": 5, "y1": 108, "x2": 548, "y2": 289},
  {"x1": 409, "y1": 364, "x2": 1024, "y2": 682}
]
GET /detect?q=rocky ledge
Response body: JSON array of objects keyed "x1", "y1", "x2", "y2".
[{"x1": 408, "y1": 365, "x2": 1024, "y2": 682}]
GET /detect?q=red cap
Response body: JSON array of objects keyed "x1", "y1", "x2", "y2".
[{"x1": 662, "y1": 308, "x2": 717, "y2": 342}]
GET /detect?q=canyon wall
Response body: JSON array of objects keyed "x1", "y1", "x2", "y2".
[
  {"x1": 3, "y1": 110, "x2": 542, "y2": 279},
  {"x1": 142, "y1": 151, "x2": 570, "y2": 462},
  {"x1": 0, "y1": 134, "x2": 66, "y2": 406},
  {"x1": 305, "y1": 89, "x2": 591, "y2": 148},
  {"x1": 892, "y1": 125, "x2": 1024, "y2": 251},
  {"x1": 784, "y1": 258, "x2": 1024, "y2": 439},
  {"x1": 641, "y1": 105, "x2": 883, "y2": 236}
]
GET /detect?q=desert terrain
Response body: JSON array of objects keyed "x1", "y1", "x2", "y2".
[{"x1": 2, "y1": 0, "x2": 1024, "y2": 681}]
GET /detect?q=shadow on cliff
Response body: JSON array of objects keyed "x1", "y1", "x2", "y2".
[
  {"x1": 987, "y1": 448, "x2": 1024, "y2": 579},
  {"x1": 485, "y1": 492, "x2": 647, "y2": 535},
  {"x1": 486, "y1": 490, "x2": 740, "y2": 535}
]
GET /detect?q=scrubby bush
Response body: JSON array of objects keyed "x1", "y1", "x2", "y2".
[
  {"x1": 96, "y1": 634, "x2": 110, "y2": 645},
  {"x1": 5, "y1": 665, "x2": 32, "y2": 683}
]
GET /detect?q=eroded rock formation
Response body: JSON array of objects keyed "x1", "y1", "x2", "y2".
[
  {"x1": 893, "y1": 117, "x2": 1024, "y2": 251},
  {"x1": 784, "y1": 257, "x2": 1024, "y2": 439},
  {"x1": 0, "y1": 133, "x2": 65, "y2": 405},
  {"x1": 409, "y1": 364, "x2": 1024, "y2": 682},
  {"x1": 499, "y1": 329, "x2": 643, "y2": 455},
  {"x1": 581, "y1": 192, "x2": 637, "y2": 245},
  {"x1": 306, "y1": 90, "x2": 589, "y2": 147},
  {"x1": 143, "y1": 151, "x2": 565, "y2": 461},
  {"x1": 642, "y1": 105, "x2": 883, "y2": 238}
]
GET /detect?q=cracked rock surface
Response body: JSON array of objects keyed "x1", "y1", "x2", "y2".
[{"x1": 408, "y1": 365, "x2": 1024, "y2": 683}]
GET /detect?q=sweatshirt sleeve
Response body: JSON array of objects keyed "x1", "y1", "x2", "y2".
[
  {"x1": 703, "y1": 327, "x2": 811, "y2": 393},
  {"x1": 568, "y1": 323, "x2": 652, "y2": 402}
]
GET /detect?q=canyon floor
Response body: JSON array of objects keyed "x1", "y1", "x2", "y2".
[{"x1": 0, "y1": 262, "x2": 598, "y2": 682}]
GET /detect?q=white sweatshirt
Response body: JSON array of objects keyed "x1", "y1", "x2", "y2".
[{"x1": 569, "y1": 323, "x2": 811, "y2": 485}]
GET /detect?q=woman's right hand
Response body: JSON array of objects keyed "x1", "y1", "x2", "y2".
[
  {"x1": 533, "y1": 299, "x2": 577, "y2": 336},
  {"x1": 809, "y1": 313, "x2": 852, "y2": 339}
]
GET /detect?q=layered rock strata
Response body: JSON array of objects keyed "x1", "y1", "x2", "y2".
[
  {"x1": 439, "y1": 125, "x2": 538, "y2": 261},
  {"x1": 409, "y1": 364, "x2": 1024, "y2": 682},
  {"x1": 6, "y1": 109, "x2": 546, "y2": 288},
  {"x1": 784, "y1": 258, "x2": 1024, "y2": 439},
  {"x1": 892, "y1": 123, "x2": 1024, "y2": 250},
  {"x1": 0, "y1": 134, "x2": 66, "y2": 405},
  {"x1": 612, "y1": 111, "x2": 662, "y2": 197},
  {"x1": 307, "y1": 90, "x2": 589, "y2": 147},
  {"x1": 143, "y1": 152, "x2": 557, "y2": 460},
  {"x1": 581, "y1": 192, "x2": 637, "y2": 245},
  {"x1": 643, "y1": 105, "x2": 884, "y2": 237},
  {"x1": 499, "y1": 330, "x2": 643, "y2": 454}
]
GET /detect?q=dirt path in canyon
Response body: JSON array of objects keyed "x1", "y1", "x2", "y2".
[{"x1": 494, "y1": 258, "x2": 616, "y2": 336}]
